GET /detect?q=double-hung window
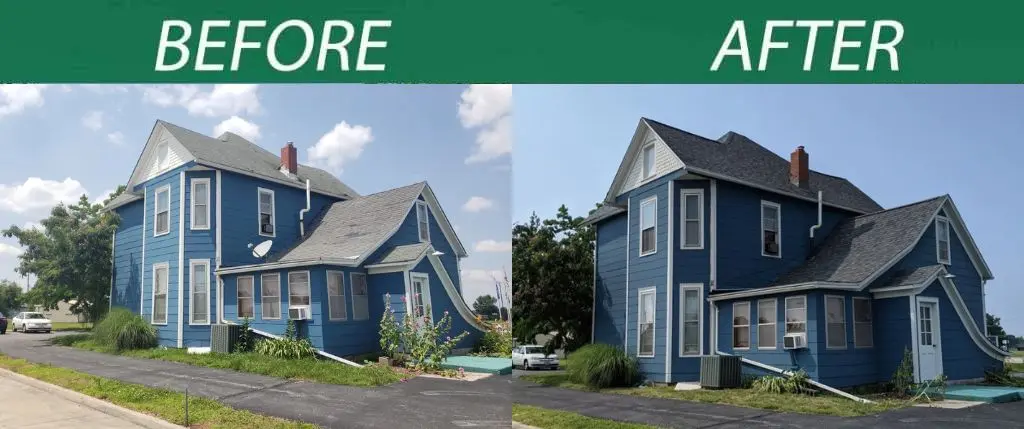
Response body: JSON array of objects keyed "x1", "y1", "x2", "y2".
[
  {"x1": 761, "y1": 201, "x2": 781, "y2": 257},
  {"x1": 416, "y1": 201, "x2": 430, "y2": 242},
  {"x1": 936, "y1": 217, "x2": 951, "y2": 264},
  {"x1": 853, "y1": 298, "x2": 874, "y2": 348},
  {"x1": 679, "y1": 285, "x2": 702, "y2": 356},
  {"x1": 152, "y1": 263, "x2": 169, "y2": 324},
  {"x1": 190, "y1": 260, "x2": 210, "y2": 324},
  {"x1": 258, "y1": 188, "x2": 275, "y2": 237},
  {"x1": 191, "y1": 179, "x2": 210, "y2": 230},
  {"x1": 638, "y1": 287, "x2": 656, "y2": 357},
  {"x1": 351, "y1": 273, "x2": 369, "y2": 320},
  {"x1": 327, "y1": 271, "x2": 347, "y2": 321},
  {"x1": 288, "y1": 272, "x2": 311, "y2": 307},
  {"x1": 639, "y1": 197, "x2": 657, "y2": 256},
  {"x1": 261, "y1": 273, "x2": 281, "y2": 319},
  {"x1": 784, "y1": 296, "x2": 806, "y2": 335},
  {"x1": 825, "y1": 295, "x2": 847, "y2": 349},
  {"x1": 732, "y1": 302, "x2": 750, "y2": 349},
  {"x1": 237, "y1": 276, "x2": 254, "y2": 319},
  {"x1": 757, "y1": 299, "x2": 777, "y2": 349},
  {"x1": 155, "y1": 186, "x2": 170, "y2": 236},
  {"x1": 680, "y1": 189, "x2": 704, "y2": 249},
  {"x1": 641, "y1": 144, "x2": 656, "y2": 179}
]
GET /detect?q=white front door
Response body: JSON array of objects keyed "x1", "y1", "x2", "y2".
[{"x1": 916, "y1": 299, "x2": 943, "y2": 381}]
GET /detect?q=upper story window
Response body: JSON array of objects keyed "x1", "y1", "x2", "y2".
[
  {"x1": 680, "y1": 189, "x2": 704, "y2": 249},
  {"x1": 416, "y1": 200, "x2": 430, "y2": 242},
  {"x1": 155, "y1": 142, "x2": 170, "y2": 170},
  {"x1": 761, "y1": 201, "x2": 781, "y2": 258},
  {"x1": 936, "y1": 217, "x2": 951, "y2": 265},
  {"x1": 191, "y1": 179, "x2": 210, "y2": 230},
  {"x1": 641, "y1": 144, "x2": 656, "y2": 179},
  {"x1": 639, "y1": 196, "x2": 657, "y2": 256},
  {"x1": 154, "y1": 185, "x2": 170, "y2": 236},
  {"x1": 258, "y1": 188, "x2": 275, "y2": 237}
]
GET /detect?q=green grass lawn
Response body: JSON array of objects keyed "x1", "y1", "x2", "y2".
[
  {"x1": 513, "y1": 404, "x2": 659, "y2": 429},
  {"x1": 51, "y1": 322, "x2": 93, "y2": 332},
  {"x1": 54, "y1": 334, "x2": 402, "y2": 387},
  {"x1": 1008, "y1": 361, "x2": 1024, "y2": 373},
  {"x1": 0, "y1": 354, "x2": 313, "y2": 428},
  {"x1": 522, "y1": 374, "x2": 911, "y2": 417}
]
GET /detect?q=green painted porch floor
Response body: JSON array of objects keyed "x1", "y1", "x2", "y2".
[
  {"x1": 927, "y1": 385, "x2": 1024, "y2": 403},
  {"x1": 440, "y1": 356, "x2": 513, "y2": 375}
]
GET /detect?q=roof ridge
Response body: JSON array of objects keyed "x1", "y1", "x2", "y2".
[
  {"x1": 350, "y1": 181, "x2": 426, "y2": 199},
  {"x1": 851, "y1": 194, "x2": 947, "y2": 219},
  {"x1": 643, "y1": 117, "x2": 721, "y2": 145}
]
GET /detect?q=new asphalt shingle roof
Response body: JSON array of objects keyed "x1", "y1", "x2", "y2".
[
  {"x1": 644, "y1": 118, "x2": 883, "y2": 214},
  {"x1": 270, "y1": 182, "x2": 427, "y2": 263},
  {"x1": 583, "y1": 204, "x2": 626, "y2": 224},
  {"x1": 366, "y1": 243, "x2": 430, "y2": 266},
  {"x1": 872, "y1": 265, "x2": 945, "y2": 289},
  {"x1": 770, "y1": 196, "x2": 947, "y2": 286}
]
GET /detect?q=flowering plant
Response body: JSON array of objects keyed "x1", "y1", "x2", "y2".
[{"x1": 379, "y1": 294, "x2": 470, "y2": 371}]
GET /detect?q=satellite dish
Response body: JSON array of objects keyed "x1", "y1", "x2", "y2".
[{"x1": 251, "y1": 240, "x2": 273, "y2": 259}]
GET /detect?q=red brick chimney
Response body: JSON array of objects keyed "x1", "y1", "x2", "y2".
[
  {"x1": 281, "y1": 142, "x2": 297, "y2": 174},
  {"x1": 790, "y1": 146, "x2": 809, "y2": 187}
]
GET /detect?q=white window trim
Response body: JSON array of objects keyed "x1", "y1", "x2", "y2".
[
  {"x1": 260, "y1": 273, "x2": 282, "y2": 320},
  {"x1": 678, "y1": 283, "x2": 703, "y2": 357},
  {"x1": 637, "y1": 287, "x2": 656, "y2": 358},
  {"x1": 640, "y1": 143, "x2": 656, "y2": 180},
  {"x1": 188, "y1": 259, "x2": 211, "y2": 325},
  {"x1": 853, "y1": 297, "x2": 874, "y2": 349},
  {"x1": 680, "y1": 189, "x2": 705, "y2": 250},
  {"x1": 155, "y1": 141, "x2": 170, "y2": 171},
  {"x1": 732, "y1": 301, "x2": 751, "y2": 350},
  {"x1": 257, "y1": 187, "x2": 276, "y2": 238},
  {"x1": 825, "y1": 295, "x2": 848, "y2": 350},
  {"x1": 415, "y1": 200, "x2": 431, "y2": 242},
  {"x1": 154, "y1": 185, "x2": 171, "y2": 237},
  {"x1": 936, "y1": 217, "x2": 951, "y2": 265},
  {"x1": 784, "y1": 295, "x2": 807, "y2": 335},
  {"x1": 236, "y1": 275, "x2": 255, "y2": 320},
  {"x1": 327, "y1": 270, "x2": 348, "y2": 321},
  {"x1": 351, "y1": 272, "x2": 369, "y2": 321},
  {"x1": 151, "y1": 262, "x2": 170, "y2": 325},
  {"x1": 190, "y1": 178, "x2": 211, "y2": 230},
  {"x1": 760, "y1": 200, "x2": 781, "y2": 258},
  {"x1": 757, "y1": 298, "x2": 777, "y2": 350},
  {"x1": 408, "y1": 272, "x2": 433, "y2": 321},
  {"x1": 288, "y1": 271, "x2": 312, "y2": 309},
  {"x1": 638, "y1": 196, "x2": 658, "y2": 257}
]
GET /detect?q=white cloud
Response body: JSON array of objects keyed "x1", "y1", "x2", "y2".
[
  {"x1": 0, "y1": 85, "x2": 48, "y2": 118},
  {"x1": 107, "y1": 131, "x2": 125, "y2": 145},
  {"x1": 82, "y1": 111, "x2": 104, "y2": 131},
  {"x1": 457, "y1": 84, "x2": 512, "y2": 164},
  {"x1": 141, "y1": 84, "x2": 260, "y2": 118},
  {"x1": 80, "y1": 84, "x2": 130, "y2": 94},
  {"x1": 213, "y1": 116, "x2": 261, "y2": 141},
  {"x1": 307, "y1": 122, "x2": 373, "y2": 174},
  {"x1": 461, "y1": 268, "x2": 508, "y2": 302},
  {"x1": 474, "y1": 240, "x2": 512, "y2": 253},
  {"x1": 0, "y1": 243, "x2": 22, "y2": 257},
  {"x1": 462, "y1": 196, "x2": 495, "y2": 213},
  {"x1": 0, "y1": 177, "x2": 88, "y2": 214}
]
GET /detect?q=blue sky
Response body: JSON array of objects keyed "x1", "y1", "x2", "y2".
[
  {"x1": 0, "y1": 84, "x2": 511, "y2": 305},
  {"x1": 515, "y1": 85, "x2": 1024, "y2": 334}
]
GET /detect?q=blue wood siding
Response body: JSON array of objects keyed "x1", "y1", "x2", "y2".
[
  {"x1": 669, "y1": 179, "x2": 712, "y2": 382},
  {"x1": 112, "y1": 200, "x2": 144, "y2": 313},
  {"x1": 625, "y1": 175, "x2": 672, "y2": 380},
  {"x1": 874, "y1": 296, "x2": 912, "y2": 382},
  {"x1": 814, "y1": 291, "x2": 877, "y2": 387},
  {"x1": 181, "y1": 171, "x2": 217, "y2": 346},
  {"x1": 221, "y1": 267, "x2": 327, "y2": 350},
  {"x1": 717, "y1": 291, "x2": 822, "y2": 381},
  {"x1": 918, "y1": 280, "x2": 1003, "y2": 380},
  {"x1": 139, "y1": 167, "x2": 189, "y2": 347},
  {"x1": 593, "y1": 214, "x2": 627, "y2": 347},
  {"x1": 715, "y1": 180, "x2": 854, "y2": 290},
  {"x1": 320, "y1": 266, "x2": 378, "y2": 357}
]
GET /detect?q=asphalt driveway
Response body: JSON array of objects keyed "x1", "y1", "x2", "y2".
[{"x1": 0, "y1": 332, "x2": 511, "y2": 428}]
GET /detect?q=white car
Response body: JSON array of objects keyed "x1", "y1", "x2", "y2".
[
  {"x1": 12, "y1": 312, "x2": 51, "y2": 333},
  {"x1": 513, "y1": 345, "x2": 559, "y2": 370}
]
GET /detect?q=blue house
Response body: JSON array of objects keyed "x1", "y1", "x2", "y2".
[
  {"x1": 105, "y1": 120, "x2": 485, "y2": 357},
  {"x1": 586, "y1": 118, "x2": 1009, "y2": 388}
]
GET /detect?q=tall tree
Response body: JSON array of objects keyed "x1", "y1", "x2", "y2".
[
  {"x1": 472, "y1": 295, "x2": 500, "y2": 319},
  {"x1": 987, "y1": 313, "x2": 1007, "y2": 337},
  {"x1": 0, "y1": 280, "x2": 23, "y2": 316},
  {"x1": 2, "y1": 187, "x2": 123, "y2": 322},
  {"x1": 512, "y1": 204, "x2": 596, "y2": 353}
]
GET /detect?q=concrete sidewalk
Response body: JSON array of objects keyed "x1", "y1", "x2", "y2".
[{"x1": 0, "y1": 370, "x2": 163, "y2": 428}]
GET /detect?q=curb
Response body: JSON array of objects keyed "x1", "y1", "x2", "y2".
[
  {"x1": 512, "y1": 422, "x2": 542, "y2": 429},
  {"x1": 0, "y1": 367, "x2": 183, "y2": 429}
]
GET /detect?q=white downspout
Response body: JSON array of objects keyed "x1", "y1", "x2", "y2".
[
  {"x1": 809, "y1": 191, "x2": 823, "y2": 238},
  {"x1": 299, "y1": 179, "x2": 311, "y2": 237}
]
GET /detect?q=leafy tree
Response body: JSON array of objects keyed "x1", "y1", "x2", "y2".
[
  {"x1": 987, "y1": 313, "x2": 1007, "y2": 338},
  {"x1": 0, "y1": 280, "x2": 23, "y2": 316},
  {"x1": 472, "y1": 295, "x2": 500, "y2": 319},
  {"x1": 512, "y1": 204, "x2": 597, "y2": 353},
  {"x1": 2, "y1": 187, "x2": 123, "y2": 323}
]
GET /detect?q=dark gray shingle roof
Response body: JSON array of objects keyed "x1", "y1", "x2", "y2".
[
  {"x1": 271, "y1": 182, "x2": 426, "y2": 263},
  {"x1": 583, "y1": 204, "x2": 626, "y2": 224},
  {"x1": 644, "y1": 118, "x2": 883, "y2": 214},
  {"x1": 771, "y1": 196, "x2": 947, "y2": 286},
  {"x1": 366, "y1": 243, "x2": 430, "y2": 266},
  {"x1": 871, "y1": 265, "x2": 944, "y2": 290}
]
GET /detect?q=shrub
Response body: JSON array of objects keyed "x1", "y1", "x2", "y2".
[
  {"x1": 254, "y1": 337, "x2": 317, "y2": 360},
  {"x1": 91, "y1": 307, "x2": 157, "y2": 351},
  {"x1": 474, "y1": 321, "x2": 512, "y2": 356},
  {"x1": 378, "y1": 293, "x2": 470, "y2": 371},
  {"x1": 565, "y1": 344, "x2": 639, "y2": 389},
  {"x1": 750, "y1": 370, "x2": 811, "y2": 394},
  {"x1": 234, "y1": 318, "x2": 255, "y2": 353},
  {"x1": 889, "y1": 346, "x2": 915, "y2": 396}
]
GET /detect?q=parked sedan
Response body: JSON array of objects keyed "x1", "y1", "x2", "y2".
[
  {"x1": 12, "y1": 312, "x2": 51, "y2": 333},
  {"x1": 512, "y1": 345, "x2": 560, "y2": 370}
]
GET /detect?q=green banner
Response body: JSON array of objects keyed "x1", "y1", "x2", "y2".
[{"x1": 2, "y1": 1, "x2": 1021, "y2": 82}]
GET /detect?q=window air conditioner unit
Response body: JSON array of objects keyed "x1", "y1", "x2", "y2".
[
  {"x1": 288, "y1": 306, "x2": 310, "y2": 320},
  {"x1": 783, "y1": 333, "x2": 806, "y2": 350},
  {"x1": 261, "y1": 223, "x2": 274, "y2": 235}
]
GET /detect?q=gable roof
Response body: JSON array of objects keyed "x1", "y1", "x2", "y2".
[
  {"x1": 583, "y1": 204, "x2": 626, "y2": 224},
  {"x1": 604, "y1": 118, "x2": 883, "y2": 215}
]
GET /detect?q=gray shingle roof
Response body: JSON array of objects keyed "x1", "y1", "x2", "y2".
[
  {"x1": 872, "y1": 265, "x2": 944, "y2": 290},
  {"x1": 105, "y1": 192, "x2": 140, "y2": 209},
  {"x1": 271, "y1": 182, "x2": 426, "y2": 263},
  {"x1": 771, "y1": 196, "x2": 947, "y2": 286},
  {"x1": 366, "y1": 243, "x2": 430, "y2": 266},
  {"x1": 644, "y1": 118, "x2": 883, "y2": 214},
  {"x1": 160, "y1": 121, "x2": 359, "y2": 199},
  {"x1": 583, "y1": 204, "x2": 626, "y2": 224}
]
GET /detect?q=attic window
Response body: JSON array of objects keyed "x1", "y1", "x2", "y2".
[
  {"x1": 416, "y1": 201, "x2": 430, "y2": 242},
  {"x1": 936, "y1": 217, "x2": 951, "y2": 265},
  {"x1": 155, "y1": 142, "x2": 170, "y2": 170},
  {"x1": 761, "y1": 201, "x2": 781, "y2": 257},
  {"x1": 641, "y1": 144, "x2": 656, "y2": 179}
]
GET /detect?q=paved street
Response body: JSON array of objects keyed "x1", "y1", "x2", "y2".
[
  {"x1": 0, "y1": 331, "x2": 511, "y2": 429},
  {"x1": 0, "y1": 369, "x2": 144, "y2": 428}
]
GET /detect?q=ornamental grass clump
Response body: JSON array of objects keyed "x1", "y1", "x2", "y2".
[
  {"x1": 565, "y1": 344, "x2": 640, "y2": 389},
  {"x1": 92, "y1": 307, "x2": 157, "y2": 351}
]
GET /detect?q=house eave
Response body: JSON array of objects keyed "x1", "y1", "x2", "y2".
[
  {"x1": 707, "y1": 282, "x2": 859, "y2": 302},
  {"x1": 214, "y1": 258, "x2": 358, "y2": 275}
]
